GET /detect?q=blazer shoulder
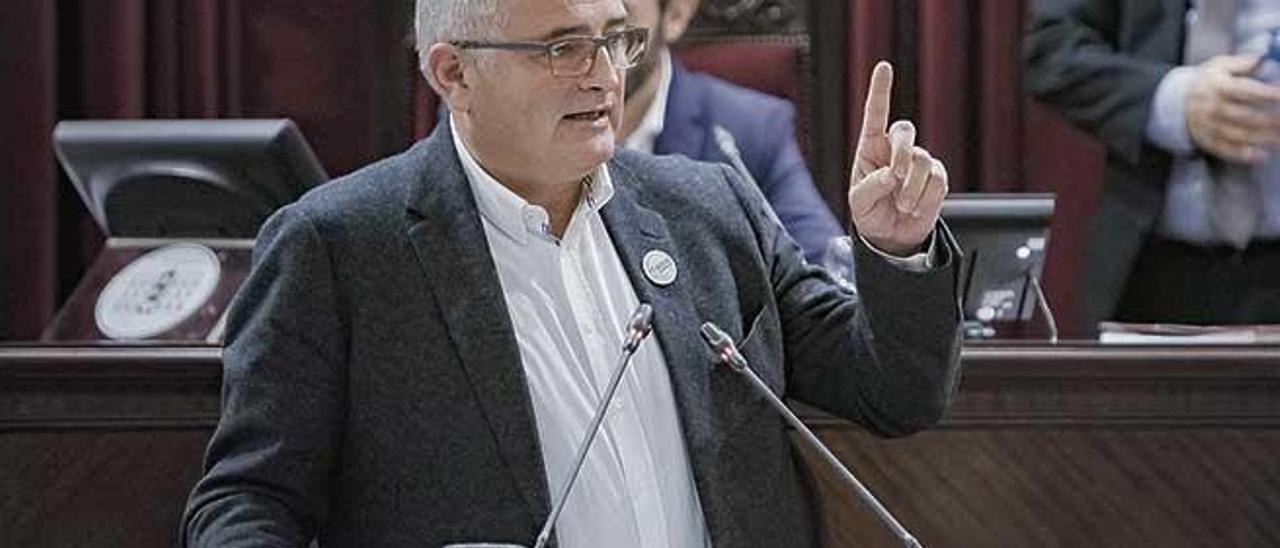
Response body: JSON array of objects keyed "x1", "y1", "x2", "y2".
[
  {"x1": 610, "y1": 149, "x2": 767, "y2": 230},
  {"x1": 286, "y1": 143, "x2": 428, "y2": 231},
  {"x1": 612, "y1": 149, "x2": 733, "y2": 198}
]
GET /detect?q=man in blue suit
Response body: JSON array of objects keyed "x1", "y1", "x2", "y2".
[{"x1": 619, "y1": 0, "x2": 843, "y2": 263}]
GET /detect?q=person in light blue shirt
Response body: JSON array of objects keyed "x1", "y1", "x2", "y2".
[{"x1": 1025, "y1": 0, "x2": 1280, "y2": 329}]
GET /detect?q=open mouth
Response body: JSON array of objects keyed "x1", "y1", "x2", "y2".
[{"x1": 565, "y1": 108, "x2": 609, "y2": 122}]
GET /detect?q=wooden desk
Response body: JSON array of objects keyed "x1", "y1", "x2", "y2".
[
  {"x1": 0, "y1": 345, "x2": 220, "y2": 548},
  {"x1": 2, "y1": 343, "x2": 1279, "y2": 547},
  {"x1": 805, "y1": 343, "x2": 1280, "y2": 548}
]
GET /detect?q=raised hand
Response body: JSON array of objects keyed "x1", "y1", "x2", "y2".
[{"x1": 848, "y1": 62, "x2": 948, "y2": 257}]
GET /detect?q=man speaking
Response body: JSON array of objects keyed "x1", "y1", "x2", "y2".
[{"x1": 181, "y1": 1, "x2": 962, "y2": 546}]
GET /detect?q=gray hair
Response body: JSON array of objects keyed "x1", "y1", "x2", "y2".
[{"x1": 415, "y1": 0, "x2": 507, "y2": 70}]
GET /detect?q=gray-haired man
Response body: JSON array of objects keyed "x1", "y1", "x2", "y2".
[{"x1": 182, "y1": 1, "x2": 961, "y2": 546}]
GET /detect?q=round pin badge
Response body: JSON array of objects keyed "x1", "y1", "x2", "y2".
[{"x1": 642, "y1": 250, "x2": 678, "y2": 287}]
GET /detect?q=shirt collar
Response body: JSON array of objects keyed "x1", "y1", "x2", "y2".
[
  {"x1": 622, "y1": 50, "x2": 673, "y2": 153},
  {"x1": 451, "y1": 115, "x2": 616, "y2": 245}
]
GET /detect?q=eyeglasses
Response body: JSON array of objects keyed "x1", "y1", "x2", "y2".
[{"x1": 451, "y1": 27, "x2": 650, "y2": 78}]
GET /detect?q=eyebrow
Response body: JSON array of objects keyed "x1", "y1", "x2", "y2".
[{"x1": 537, "y1": 16, "x2": 629, "y2": 42}]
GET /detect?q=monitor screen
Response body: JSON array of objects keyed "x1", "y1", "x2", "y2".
[
  {"x1": 941, "y1": 193, "x2": 1055, "y2": 325},
  {"x1": 54, "y1": 119, "x2": 329, "y2": 238}
]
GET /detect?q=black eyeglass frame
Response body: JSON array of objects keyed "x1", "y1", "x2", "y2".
[{"x1": 450, "y1": 27, "x2": 650, "y2": 77}]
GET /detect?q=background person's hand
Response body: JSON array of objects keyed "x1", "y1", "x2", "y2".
[
  {"x1": 1186, "y1": 54, "x2": 1280, "y2": 165},
  {"x1": 848, "y1": 62, "x2": 948, "y2": 257}
]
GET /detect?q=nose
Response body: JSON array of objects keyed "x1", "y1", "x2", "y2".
[{"x1": 580, "y1": 45, "x2": 622, "y2": 91}]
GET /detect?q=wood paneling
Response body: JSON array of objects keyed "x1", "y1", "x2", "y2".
[
  {"x1": 805, "y1": 344, "x2": 1280, "y2": 547},
  {"x1": 3, "y1": 343, "x2": 1279, "y2": 547}
]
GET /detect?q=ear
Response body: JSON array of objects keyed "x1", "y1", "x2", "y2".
[
  {"x1": 425, "y1": 43, "x2": 472, "y2": 113},
  {"x1": 661, "y1": 0, "x2": 699, "y2": 43}
]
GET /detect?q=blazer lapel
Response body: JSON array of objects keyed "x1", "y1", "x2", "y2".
[
  {"x1": 601, "y1": 161, "x2": 719, "y2": 456},
  {"x1": 403, "y1": 123, "x2": 550, "y2": 523}
]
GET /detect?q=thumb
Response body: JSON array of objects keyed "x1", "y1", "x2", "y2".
[{"x1": 849, "y1": 166, "x2": 896, "y2": 219}]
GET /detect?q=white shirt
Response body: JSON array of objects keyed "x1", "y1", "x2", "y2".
[
  {"x1": 450, "y1": 119, "x2": 710, "y2": 548},
  {"x1": 1145, "y1": 0, "x2": 1280, "y2": 242},
  {"x1": 623, "y1": 51, "x2": 674, "y2": 154}
]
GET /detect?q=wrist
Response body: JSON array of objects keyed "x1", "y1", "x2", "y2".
[{"x1": 863, "y1": 235, "x2": 922, "y2": 258}]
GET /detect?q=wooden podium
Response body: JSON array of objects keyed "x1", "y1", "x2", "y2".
[{"x1": 2, "y1": 342, "x2": 1279, "y2": 547}]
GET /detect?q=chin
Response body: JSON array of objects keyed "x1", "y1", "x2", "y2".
[
  {"x1": 581, "y1": 132, "x2": 617, "y2": 163},
  {"x1": 557, "y1": 146, "x2": 613, "y2": 182}
]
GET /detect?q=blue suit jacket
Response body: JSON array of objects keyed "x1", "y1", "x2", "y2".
[
  {"x1": 656, "y1": 61, "x2": 843, "y2": 263},
  {"x1": 182, "y1": 120, "x2": 961, "y2": 547}
]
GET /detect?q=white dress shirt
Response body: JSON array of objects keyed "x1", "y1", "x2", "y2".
[
  {"x1": 450, "y1": 119, "x2": 710, "y2": 548},
  {"x1": 1146, "y1": 0, "x2": 1280, "y2": 243}
]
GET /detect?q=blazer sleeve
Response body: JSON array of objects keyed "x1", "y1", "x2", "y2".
[
  {"x1": 182, "y1": 204, "x2": 348, "y2": 547},
  {"x1": 1022, "y1": 0, "x2": 1176, "y2": 164},
  {"x1": 745, "y1": 102, "x2": 844, "y2": 264},
  {"x1": 720, "y1": 163, "x2": 963, "y2": 438}
]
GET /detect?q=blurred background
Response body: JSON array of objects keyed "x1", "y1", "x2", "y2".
[{"x1": 0, "y1": 0, "x2": 1104, "y2": 341}]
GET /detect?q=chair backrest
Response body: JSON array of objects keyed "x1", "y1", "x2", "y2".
[
  {"x1": 674, "y1": 0, "x2": 846, "y2": 215},
  {"x1": 674, "y1": 42, "x2": 802, "y2": 114}
]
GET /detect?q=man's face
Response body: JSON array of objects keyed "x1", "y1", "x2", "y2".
[
  {"x1": 462, "y1": 0, "x2": 630, "y2": 187},
  {"x1": 623, "y1": 0, "x2": 664, "y2": 99}
]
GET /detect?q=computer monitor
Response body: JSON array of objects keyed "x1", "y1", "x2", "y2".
[
  {"x1": 941, "y1": 193, "x2": 1055, "y2": 326},
  {"x1": 54, "y1": 119, "x2": 328, "y2": 238}
]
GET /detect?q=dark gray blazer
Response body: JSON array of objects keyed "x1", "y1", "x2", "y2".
[
  {"x1": 1023, "y1": 0, "x2": 1186, "y2": 330},
  {"x1": 181, "y1": 121, "x2": 962, "y2": 548}
]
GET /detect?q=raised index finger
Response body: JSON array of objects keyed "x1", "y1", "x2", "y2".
[{"x1": 860, "y1": 61, "x2": 894, "y2": 140}]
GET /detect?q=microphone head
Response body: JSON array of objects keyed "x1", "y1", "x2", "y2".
[
  {"x1": 621, "y1": 303, "x2": 655, "y2": 353},
  {"x1": 699, "y1": 321, "x2": 747, "y2": 371},
  {"x1": 628, "y1": 303, "x2": 654, "y2": 337},
  {"x1": 699, "y1": 322, "x2": 731, "y2": 348},
  {"x1": 711, "y1": 125, "x2": 737, "y2": 156}
]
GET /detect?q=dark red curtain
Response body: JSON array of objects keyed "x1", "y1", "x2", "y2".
[
  {"x1": 0, "y1": 0, "x2": 59, "y2": 340},
  {"x1": 3, "y1": 1, "x2": 1103, "y2": 339},
  {"x1": 847, "y1": 0, "x2": 1106, "y2": 334},
  {"x1": 0, "y1": 0, "x2": 414, "y2": 340}
]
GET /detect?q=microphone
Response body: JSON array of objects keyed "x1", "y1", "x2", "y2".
[
  {"x1": 444, "y1": 304, "x2": 655, "y2": 548},
  {"x1": 1026, "y1": 272, "x2": 1058, "y2": 344},
  {"x1": 711, "y1": 125, "x2": 755, "y2": 188},
  {"x1": 532, "y1": 303, "x2": 653, "y2": 548},
  {"x1": 698, "y1": 322, "x2": 925, "y2": 548}
]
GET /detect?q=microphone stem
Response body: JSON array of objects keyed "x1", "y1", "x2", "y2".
[
  {"x1": 1028, "y1": 274, "x2": 1058, "y2": 344},
  {"x1": 731, "y1": 364, "x2": 924, "y2": 548},
  {"x1": 533, "y1": 343, "x2": 642, "y2": 548}
]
